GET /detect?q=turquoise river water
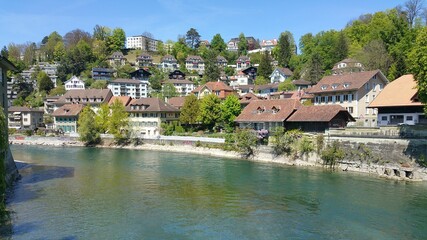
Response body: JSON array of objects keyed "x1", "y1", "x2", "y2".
[{"x1": 3, "y1": 145, "x2": 427, "y2": 239}]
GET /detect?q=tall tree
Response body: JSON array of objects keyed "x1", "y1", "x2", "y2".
[
  {"x1": 356, "y1": 39, "x2": 391, "y2": 74},
  {"x1": 197, "y1": 94, "x2": 221, "y2": 130},
  {"x1": 162, "y1": 83, "x2": 178, "y2": 100},
  {"x1": 238, "y1": 33, "x2": 248, "y2": 56},
  {"x1": 1, "y1": 46, "x2": 8, "y2": 58},
  {"x1": 43, "y1": 31, "x2": 63, "y2": 61},
  {"x1": 78, "y1": 105, "x2": 100, "y2": 146},
  {"x1": 107, "y1": 28, "x2": 126, "y2": 52},
  {"x1": 179, "y1": 94, "x2": 200, "y2": 126},
  {"x1": 23, "y1": 42, "x2": 37, "y2": 66},
  {"x1": 12, "y1": 75, "x2": 33, "y2": 100},
  {"x1": 306, "y1": 52, "x2": 324, "y2": 83},
  {"x1": 405, "y1": 0, "x2": 425, "y2": 26},
  {"x1": 203, "y1": 50, "x2": 220, "y2": 82},
  {"x1": 257, "y1": 51, "x2": 273, "y2": 79},
  {"x1": 210, "y1": 34, "x2": 227, "y2": 53},
  {"x1": 37, "y1": 71, "x2": 54, "y2": 93},
  {"x1": 276, "y1": 33, "x2": 292, "y2": 67},
  {"x1": 93, "y1": 25, "x2": 111, "y2": 41},
  {"x1": 64, "y1": 29, "x2": 92, "y2": 49},
  {"x1": 109, "y1": 98, "x2": 129, "y2": 141},
  {"x1": 220, "y1": 95, "x2": 241, "y2": 132},
  {"x1": 408, "y1": 27, "x2": 427, "y2": 111},
  {"x1": 334, "y1": 31, "x2": 349, "y2": 61},
  {"x1": 185, "y1": 28, "x2": 201, "y2": 49},
  {"x1": 95, "y1": 103, "x2": 110, "y2": 133}
]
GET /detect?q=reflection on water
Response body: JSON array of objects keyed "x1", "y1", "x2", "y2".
[{"x1": 3, "y1": 145, "x2": 427, "y2": 239}]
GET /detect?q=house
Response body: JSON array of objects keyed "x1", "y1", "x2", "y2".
[
  {"x1": 216, "y1": 56, "x2": 228, "y2": 68},
  {"x1": 199, "y1": 40, "x2": 210, "y2": 48},
  {"x1": 160, "y1": 55, "x2": 179, "y2": 72},
  {"x1": 239, "y1": 92, "x2": 264, "y2": 108},
  {"x1": 53, "y1": 89, "x2": 113, "y2": 111},
  {"x1": 292, "y1": 79, "x2": 312, "y2": 91},
  {"x1": 185, "y1": 55, "x2": 205, "y2": 74},
  {"x1": 162, "y1": 79, "x2": 194, "y2": 96},
  {"x1": 233, "y1": 84, "x2": 255, "y2": 95},
  {"x1": 8, "y1": 106, "x2": 44, "y2": 130},
  {"x1": 260, "y1": 39, "x2": 278, "y2": 52},
  {"x1": 44, "y1": 95, "x2": 61, "y2": 114},
  {"x1": 108, "y1": 96, "x2": 132, "y2": 106},
  {"x1": 368, "y1": 74, "x2": 426, "y2": 126},
  {"x1": 235, "y1": 99, "x2": 302, "y2": 131},
  {"x1": 242, "y1": 66, "x2": 257, "y2": 82},
  {"x1": 126, "y1": 35, "x2": 162, "y2": 52},
  {"x1": 127, "y1": 98, "x2": 180, "y2": 137},
  {"x1": 64, "y1": 76, "x2": 85, "y2": 91},
  {"x1": 52, "y1": 104, "x2": 84, "y2": 133},
  {"x1": 226, "y1": 38, "x2": 239, "y2": 52},
  {"x1": 255, "y1": 83, "x2": 280, "y2": 97},
  {"x1": 192, "y1": 81, "x2": 236, "y2": 100},
  {"x1": 92, "y1": 67, "x2": 114, "y2": 81},
  {"x1": 130, "y1": 68, "x2": 151, "y2": 81},
  {"x1": 332, "y1": 58, "x2": 364, "y2": 75},
  {"x1": 136, "y1": 53, "x2": 153, "y2": 67},
  {"x1": 270, "y1": 67, "x2": 293, "y2": 83},
  {"x1": 108, "y1": 51, "x2": 126, "y2": 67},
  {"x1": 168, "y1": 70, "x2": 186, "y2": 80},
  {"x1": 269, "y1": 90, "x2": 314, "y2": 104},
  {"x1": 168, "y1": 96, "x2": 186, "y2": 110},
  {"x1": 309, "y1": 70, "x2": 388, "y2": 127},
  {"x1": 236, "y1": 56, "x2": 250, "y2": 71},
  {"x1": 285, "y1": 105, "x2": 355, "y2": 132},
  {"x1": 230, "y1": 71, "x2": 251, "y2": 87},
  {"x1": 107, "y1": 79, "x2": 148, "y2": 99}
]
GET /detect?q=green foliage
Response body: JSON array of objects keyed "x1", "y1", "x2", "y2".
[
  {"x1": 12, "y1": 75, "x2": 33, "y2": 100},
  {"x1": 316, "y1": 134, "x2": 324, "y2": 154},
  {"x1": 95, "y1": 103, "x2": 110, "y2": 133},
  {"x1": 197, "y1": 94, "x2": 221, "y2": 130},
  {"x1": 257, "y1": 51, "x2": 273, "y2": 79},
  {"x1": 254, "y1": 76, "x2": 269, "y2": 85},
  {"x1": 210, "y1": 34, "x2": 227, "y2": 53},
  {"x1": 220, "y1": 95, "x2": 241, "y2": 132},
  {"x1": 408, "y1": 27, "x2": 427, "y2": 109},
  {"x1": 161, "y1": 121, "x2": 184, "y2": 136},
  {"x1": 356, "y1": 39, "x2": 391, "y2": 74},
  {"x1": 78, "y1": 105, "x2": 100, "y2": 146},
  {"x1": 299, "y1": 136, "x2": 314, "y2": 158},
  {"x1": 276, "y1": 32, "x2": 293, "y2": 67},
  {"x1": 90, "y1": 80, "x2": 107, "y2": 89},
  {"x1": 235, "y1": 129, "x2": 258, "y2": 159},
  {"x1": 116, "y1": 64, "x2": 134, "y2": 79},
  {"x1": 109, "y1": 99, "x2": 129, "y2": 142},
  {"x1": 49, "y1": 84, "x2": 66, "y2": 96},
  {"x1": 203, "y1": 50, "x2": 221, "y2": 82},
  {"x1": 107, "y1": 28, "x2": 126, "y2": 52},
  {"x1": 149, "y1": 70, "x2": 165, "y2": 92},
  {"x1": 162, "y1": 82, "x2": 179, "y2": 100},
  {"x1": 238, "y1": 33, "x2": 247, "y2": 56},
  {"x1": 321, "y1": 140, "x2": 345, "y2": 169},
  {"x1": 271, "y1": 127, "x2": 301, "y2": 157},
  {"x1": 186, "y1": 28, "x2": 201, "y2": 49},
  {"x1": 37, "y1": 71, "x2": 54, "y2": 93},
  {"x1": 278, "y1": 80, "x2": 296, "y2": 91},
  {"x1": 180, "y1": 94, "x2": 200, "y2": 125}
]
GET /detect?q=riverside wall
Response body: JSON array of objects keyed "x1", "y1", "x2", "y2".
[{"x1": 9, "y1": 135, "x2": 427, "y2": 181}]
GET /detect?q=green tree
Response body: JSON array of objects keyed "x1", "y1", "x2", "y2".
[
  {"x1": 162, "y1": 82, "x2": 179, "y2": 100},
  {"x1": 408, "y1": 27, "x2": 427, "y2": 110},
  {"x1": 53, "y1": 41, "x2": 66, "y2": 62},
  {"x1": 276, "y1": 33, "x2": 292, "y2": 67},
  {"x1": 78, "y1": 105, "x2": 100, "y2": 146},
  {"x1": 210, "y1": 34, "x2": 227, "y2": 53},
  {"x1": 95, "y1": 103, "x2": 110, "y2": 133},
  {"x1": 90, "y1": 80, "x2": 108, "y2": 89},
  {"x1": 93, "y1": 24, "x2": 111, "y2": 41},
  {"x1": 278, "y1": 80, "x2": 297, "y2": 91},
  {"x1": 149, "y1": 70, "x2": 165, "y2": 93},
  {"x1": 1, "y1": 46, "x2": 8, "y2": 58},
  {"x1": 116, "y1": 64, "x2": 134, "y2": 79},
  {"x1": 185, "y1": 28, "x2": 201, "y2": 49},
  {"x1": 257, "y1": 51, "x2": 273, "y2": 79},
  {"x1": 43, "y1": 31, "x2": 63, "y2": 61},
  {"x1": 172, "y1": 38, "x2": 190, "y2": 66},
  {"x1": 179, "y1": 94, "x2": 200, "y2": 126},
  {"x1": 197, "y1": 94, "x2": 221, "y2": 130},
  {"x1": 235, "y1": 129, "x2": 258, "y2": 159},
  {"x1": 109, "y1": 99, "x2": 129, "y2": 142},
  {"x1": 49, "y1": 84, "x2": 66, "y2": 96},
  {"x1": 220, "y1": 95, "x2": 241, "y2": 132},
  {"x1": 12, "y1": 75, "x2": 33, "y2": 100},
  {"x1": 238, "y1": 33, "x2": 248, "y2": 56},
  {"x1": 334, "y1": 31, "x2": 349, "y2": 61},
  {"x1": 107, "y1": 28, "x2": 126, "y2": 52},
  {"x1": 356, "y1": 39, "x2": 391, "y2": 74},
  {"x1": 203, "y1": 50, "x2": 220, "y2": 82},
  {"x1": 37, "y1": 71, "x2": 54, "y2": 93},
  {"x1": 254, "y1": 76, "x2": 269, "y2": 85},
  {"x1": 305, "y1": 52, "x2": 324, "y2": 83}
]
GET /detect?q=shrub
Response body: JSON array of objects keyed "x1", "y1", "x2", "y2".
[
  {"x1": 316, "y1": 134, "x2": 324, "y2": 154},
  {"x1": 8, "y1": 128, "x2": 16, "y2": 135},
  {"x1": 299, "y1": 136, "x2": 314, "y2": 159},
  {"x1": 235, "y1": 129, "x2": 258, "y2": 159},
  {"x1": 271, "y1": 127, "x2": 301, "y2": 157},
  {"x1": 23, "y1": 130, "x2": 33, "y2": 136},
  {"x1": 321, "y1": 140, "x2": 345, "y2": 169}
]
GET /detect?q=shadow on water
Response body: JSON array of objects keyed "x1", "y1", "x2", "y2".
[{"x1": 0, "y1": 162, "x2": 75, "y2": 238}]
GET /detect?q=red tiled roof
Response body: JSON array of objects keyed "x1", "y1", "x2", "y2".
[
  {"x1": 239, "y1": 92, "x2": 263, "y2": 104},
  {"x1": 292, "y1": 79, "x2": 311, "y2": 85},
  {"x1": 278, "y1": 67, "x2": 293, "y2": 76},
  {"x1": 110, "y1": 79, "x2": 144, "y2": 84},
  {"x1": 168, "y1": 96, "x2": 186, "y2": 108},
  {"x1": 55, "y1": 89, "x2": 113, "y2": 105},
  {"x1": 163, "y1": 79, "x2": 194, "y2": 84},
  {"x1": 127, "y1": 98, "x2": 180, "y2": 112},
  {"x1": 52, "y1": 104, "x2": 84, "y2": 117},
  {"x1": 108, "y1": 96, "x2": 132, "y2": 106},
  {"x1": 235, "y1": 99, "x2": 302, "y2": 122},
  {"x1": 193, "y1": 81, "x2": 234, "y2": 93},
  {"x1": 8, "y1": 106, "x2": 43, "y2": 113},
  {"x1": 308, "y1": 70, "x2": 385, "y2": 94},
  {"x1": 287, "y1": 105, "x2": 354, "y2": 122}
]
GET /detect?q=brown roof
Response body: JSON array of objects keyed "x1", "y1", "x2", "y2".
[
  {"x1": 237, "y1": 56, "x2": 250, "y2": 62},
  {"x1": 235, "y1": 99, "x2": 302, "y2": 122},
  {"x1": 163, "y1": 79, "x2": 194, "y2": 84},
  {"x1": 8, "y1": 106, "x2": 42, "y2": 113},
  {"x1": 161, "y1": 55, "x2": 177, "y2": 62},
  {"x1": 193, "y1": 81, "x2": 234, "y2": 93},
  {"x1": 368, "y1": 74, "x2": 423, "y2": 108},
  {"x1": 239, "y1": 92, "x2": 263, "y2": 104},
  {"x1": 52, "y1": 104, "x2": 84, "y2": 117},
  {"x1": 127, "y1": 98, "x2": 180, "y2": 112},
  {"x1": 109, "y1": 51, "x2": 125, "y2": 59},
  {"x1": 108, "y1": 96, "x2": 132, "y2": 106},
  {"x1": 254, "y1": 83, "x2": 280, "y2": 91},
  {"x1": 287, "y1": 105, "x2": 354, "y2": 122},
  {"x1": 55, "y1": 89, "x2": 113, "y2": 105},
  {"x1": 332, "y1": 58, "x2": 362, "y2": 70},
  {"x1": 110, "y1": 79, "x2": 145, "y2": 84},
  {"x1": 185, "y1": 55, "x2": 204, "y2": 62},
  {"x1": 292, "y1": 79, "x2": 311, "y2": 86},
  {"x1": 308, "y1": 70, "x2": 386, "y2": 94},
  {"x1": 168, "y1": 96, "x2": 186, "y2": 108},
  {"x1": 278, "y1": 67, "x2": 293, "y2": 76}
]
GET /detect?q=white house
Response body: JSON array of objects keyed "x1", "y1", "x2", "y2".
[
  {"x1": 162, "y1": 79, "x2": 195, "y2": 97},
  {"x1": 107, "y1": 79, "x2": 149, "y2": 99},
  {"x1": 270, "y1": 67, "x2": 293, "y2": 83},
  {"x1": 64, "y1": 76, "x2": 85, "y2": 91}
]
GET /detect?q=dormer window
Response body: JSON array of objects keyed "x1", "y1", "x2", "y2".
[
  {"x1": 272, "y1": 106, "x2": 280, "y2": 114},
  {"x1": 257, "y1": 107, "x2": 265, "y2": 114},
  {"x1": 321, "y1": 85, "x2": 328, "y2": 90},
  {"x1": 343, "y1": 83, "x2": 350, "y2": 89},
  {"x1": 332, "y1": 84, "x2": 339, "y2": 89}
]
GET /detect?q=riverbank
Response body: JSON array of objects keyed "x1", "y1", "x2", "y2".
[{"x1": 9, "y1": 136, "x2": 427, "y2": 181}]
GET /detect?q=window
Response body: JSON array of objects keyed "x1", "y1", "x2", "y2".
[
  {"x1": 321, "y1": 85, "x2": 328, "y2": 90},
  {"x1": 332, "y1": 84, "x2": 339, "y2": 89},
  {"x1": 344, "y1": 94, "x2": 349, "y2": 101},
  {"x1": 366, "y1": 95, "x2": 370, "y2": 103},
  {"x1": 406, "y1": 116, "x2": 413, "y2": 121},
  {"x1": 347, "y1": 107, "x2": 353, "y2": 114},
  {"x1": 365, "y1": 82, "x2": 370, "y2": 91},
  {"x1": 343, "y1": 83, "x2": 350, "y2": 88},
  {"x1": 372, "y1": 95, "x2": 376, "y2": 100},
  {"x1": 381, "y1": 116, "x2": 388, "y2": 121},
  {"x1": 379, "y1": 84, "x2": 384, "y2": 90},
  {"x1": 366, "y1": 108, "x2": 370, "y2": 115}
]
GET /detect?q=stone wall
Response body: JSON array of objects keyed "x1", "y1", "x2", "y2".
[{"x1": 5, "y1": 146, "x2": 18, "y2": 185}]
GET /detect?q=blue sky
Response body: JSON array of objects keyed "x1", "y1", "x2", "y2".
[{"x1": 0, "y1": 0, "x2": 405, "y2": 48}]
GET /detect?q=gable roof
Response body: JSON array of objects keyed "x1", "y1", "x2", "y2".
[
  {"x1": 109, "y1": 78, "x2": 145, "y2": 84},
  {"x1": 239, "y1": 92, "x2": 264, "y2": 104},
  {"x1": 127, "y1": 98, "x2": 180, "y2": 112},
  {"x1": 108, "y1": 96, "x2": 132, "y2": 106},
  {"x1": 52, "y1": 104, "x2": 84, "y2": 117},
  {"x1": 193, "y1": 81, "x2": 234, "y2": 93},
  {"x1": 0, "y1": 56, "x2": 17, "y2": 71},
  {"x1": 237, "y1": 56, "x2": 250, "y2": 62},
  {"x1": 254, "y1": 83, "x2": 280, "y2": 92},
  {"x1": 308, "y1": 70, "x2": 387, "y2": 94},
  {"x1": 292, "y1": 79, "x2": 311, "y2": 86},
  {"x1": 109, "y1": 51, "x2": 125, "y2": 59},
  {"x1": 8, "y1": 106, "x2": 43, "y2": 113},
  {"x1": 168, "y1": 96, "x2": 186, "y2": 108},
  {"x1": 161, "y1": 54, "x2": 177, "y2": 62},
  {"x1": 185, "y1": 55, "x2": 204, "y2": 62},
  {"x1": 368, "y1": 74, "x2": 423, "y2": 108},
  {"x1": 65, "y1": 76, "x2": 83, "y2": 84},
  {"x1": 55, "y1": 89, "x2": 113, "y2": 104},
  {"x1": 235, "y1": 99, "x2": 302, "y2": 122},
  {"x1": 163, "y1": 79, "x2": 194, "y2": 84},
  {"x1": 287, "y1": 105, "x2": 355, "y2": 122},
  {"x1": 273, "y1": 67, "x2": 293, "y2": 76}
]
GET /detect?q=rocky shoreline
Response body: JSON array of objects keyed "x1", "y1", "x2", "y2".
[{"x1": 10, "y1": 137, "x2": 427, "y2": 182}]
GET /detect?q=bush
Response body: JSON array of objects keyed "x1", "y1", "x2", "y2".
[
  {"x1": 270, "y1": 127, "x2": 301, "y2": 157},
  {"x1": 235, "y1": 129, "x2": 258, "y2": 159},
  {"x1": 23, "y1": 130, "x2": 33, "y2": 136},
  {"x1": 8, "y1": 128, "x2": 17, "y2": 135},
  {"x1": 299, "y1": 136, "x2": 314, "y2": 158},
  {"x1": 321, "y1": 141, "x2": 345, "y2": 169},
  {"x1": 316, "y1": 134, "x2": 324, "y2": 154}
]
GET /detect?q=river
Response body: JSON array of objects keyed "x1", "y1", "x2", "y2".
[{"x1": 3, "y1": 145, "x2": 427, "y2": 239}]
